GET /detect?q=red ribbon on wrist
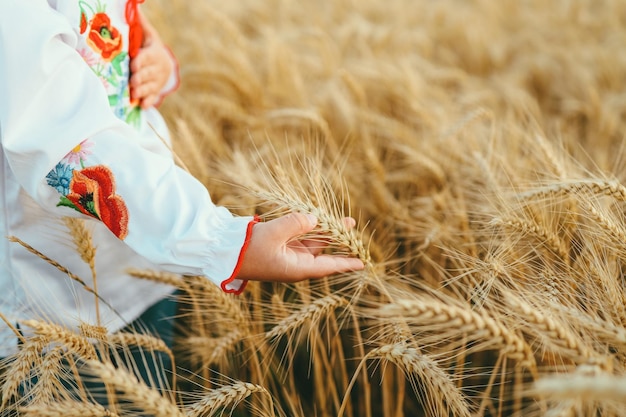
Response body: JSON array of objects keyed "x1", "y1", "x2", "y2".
[{"x1": 126, "y1": 0, "x2": 145, "y2": 59}]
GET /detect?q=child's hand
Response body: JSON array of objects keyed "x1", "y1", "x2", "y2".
[
  {"x1": 129, "y1": 12, "x2": 173, "y2": 109},
  {"x1": 236, "y1": 213, "x2": 365, "y2": 283}
]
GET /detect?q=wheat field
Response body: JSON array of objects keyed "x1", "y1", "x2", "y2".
[{"x1": 3, "y1": 0, "x2": 626, "y2": 416}]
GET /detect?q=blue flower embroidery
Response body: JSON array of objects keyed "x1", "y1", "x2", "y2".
[{"x1": 46, "y1": 163, "x2": 74, "y2": 195}]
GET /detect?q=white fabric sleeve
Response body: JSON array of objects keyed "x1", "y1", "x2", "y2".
[{"x1": 0, "y1": 0, "x2": 254, "y2": 293}]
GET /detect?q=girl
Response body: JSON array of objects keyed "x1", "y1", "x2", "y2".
[{"x1": 0, "y1": 0, "x2": 363, "y2": 361}]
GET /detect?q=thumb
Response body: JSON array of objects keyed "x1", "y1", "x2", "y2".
[{"x1": 275, "y1": 212, "x2": 317, "y2": 240}]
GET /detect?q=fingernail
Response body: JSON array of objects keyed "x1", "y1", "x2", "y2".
[{"x1": 305, "y1": 213, "x2": 317, "y2": 226}]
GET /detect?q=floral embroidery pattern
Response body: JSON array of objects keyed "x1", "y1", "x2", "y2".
[
  {"x1": 85, "y1": 12, "x2": 123, "y2": 62},
  {"x1": 47, "y1": 140, "x2": 129, "y2": 240},
  {"x1": 78, "y1": 0, "x2": 141, "y2": 127}
]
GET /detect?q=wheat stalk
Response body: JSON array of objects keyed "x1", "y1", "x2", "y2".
[
  {"x1": 7, "y1": 236, "x2": 123, "y2": 320},
  {"x1": 63, "y1": 218, "x2": 101, "y2": 325}
]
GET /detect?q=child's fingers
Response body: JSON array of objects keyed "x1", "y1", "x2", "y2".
[
  {"x1": 130, "y1": 51, "x2": 150, "y2": 74},
  {"x1": 140, "y1": 94, "x2": 159, "y2": 109},
  {"x1": 295, "y1": 216, "x2": 359, "y2": 255},
  {"x1": 132, "y1": 79, "x2": 159, "y2": 101},
  {"x1": 296, "y1": 237, "x2": 329, "y2": 255},
  {"x1": 130, "y1": 47, "x2": 161, "y2": 76},
  {"x1": 129, "y1": 69, "x2": 146, "y2": 88}
]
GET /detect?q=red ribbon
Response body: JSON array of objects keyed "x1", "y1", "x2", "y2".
[{"x1": 125, "y1": 0, "x2": 145, "y2": 59}]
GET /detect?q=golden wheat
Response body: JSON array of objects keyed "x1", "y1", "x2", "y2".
[
  {"x1": 367, "y1": 343, "x2": 471, "y2": 417},
  {"x1": 19, "y1": 400, "x2": 120, "y2": 417},
  {"x1": 379, "y1": 298, "x2": 534, "y2": 366},
  {"x1": 265, "y1": 295, "x2": 347, "y2": 340},
  {"x1": 185, "y1": 381, "x2": 271, "y2": 417},
  {"x1": 84, "y1": 359, "x2": 183, "y2": 417},
  {"x1": 4, "y1": 1, "x2": 626, "y2": 416}
]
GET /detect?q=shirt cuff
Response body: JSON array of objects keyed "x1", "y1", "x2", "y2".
[{"x1": 220, "y1": 215, "x2": 260, "y2": 294}]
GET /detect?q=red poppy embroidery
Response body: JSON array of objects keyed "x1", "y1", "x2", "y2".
[
  {"x1": 86, "y1": 13, "x2": 123, "y2": 62},
  {"x1": 66, "y1": 166, "x2": 129, "y2": 240},
  {"x1": 79, "y1": 11, "x2": 88, "y2": 34}
]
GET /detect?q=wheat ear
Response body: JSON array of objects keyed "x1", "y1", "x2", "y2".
[
  {"x1": 1, "y1": 336, "x2": 49, "y2": 408},
  {"x1": 368, "y1": 343, "x2": 471, "y2": 417},
  {"x1": 517, "y1": 179, "x2": 626, "y2": 202},
  {"x1": 85, "y1": 359, "x2": 184, "y2": 417},
  {"x1": 108, "y1": 332, "x2": 173, "y2": 359},
  {"x1": 79, "y1": 322, "x2": 109, "y2": 341},
  {"x1": 19, "y1": 400, "x2": 120, "y2": 416},
  {"x1": 20, "y1": 319, "x2": 98, "y2": 360},
  {"x1": 27, "y1": 346, "x2": 67, "y2": 405},
  {"x1": 491, "y1": 216, "x2": 569, "y2": 260},
  {"x1": 265, "y1": 295, "x2": 347, "y2": 340},
  {"x1": 185, "y1": 381, "x2": 270, "y2": 417},
  {"x1": 255, "y1": 189, "x2": 371, "y2": 264},
  {"x1": 379, "y1": 299, "x2": 534, "y2": 366},
  {"x1": 502, "y1": 293, "x2": 609, "y2": 369},
  {"x1": 127, "y1": 268, "x2": 185, "y2": 288},
  {"x1": 585, "y1": 204, "x2": 626, "y2": 247}
]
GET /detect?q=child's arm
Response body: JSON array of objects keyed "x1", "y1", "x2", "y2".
[{"x1": 0, "y1": 2, "x2": 362, "y2": 293}]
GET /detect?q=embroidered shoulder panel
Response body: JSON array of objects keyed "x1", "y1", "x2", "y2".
[{"x1": 76, "y1": 0, "x2": 141, "y2": 127}]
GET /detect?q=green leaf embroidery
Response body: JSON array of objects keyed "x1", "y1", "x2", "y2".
[
  {"x1": 108, "y1": 94, "x2": 119, "y2": 106},
  {"x1": 57, "y1": 196, "x2": 78, "y2": 211},
  {"x1": 84, "y1": 199, "x2": 99, "y2": 218},
  {"x1": 126, "y1": 106, "x2": 141, "y2": 128},
  {"x1": 107, "y1": 75, "x2": 119, "y2": 88},
  {"x1": 111, "y1": 52, "x2": 127, "y2": 76}
]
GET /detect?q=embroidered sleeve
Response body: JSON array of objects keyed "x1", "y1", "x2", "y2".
[
  {"x1": 42, "y1": 136, "x2": 258, "y2": 294},
  {"x1": 0, "y1": 1, "x2": 254, "y2": 293}
]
